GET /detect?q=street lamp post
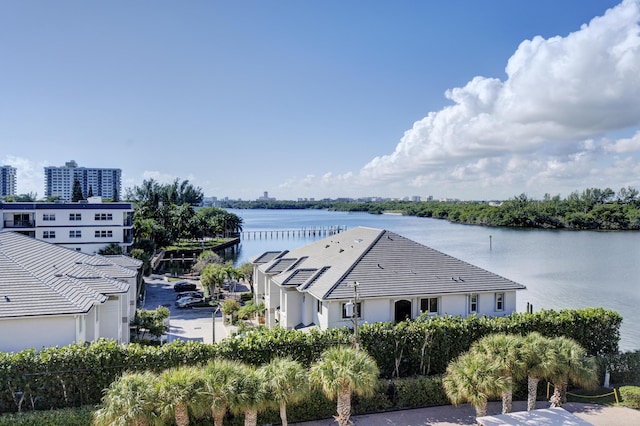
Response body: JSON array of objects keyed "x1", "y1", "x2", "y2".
[
  {"x1": 345, "y1": 281, "x2": 360, "y2": 350},
  {"x1": 212, "y1": 289, "x2": 221, "y2": 344}
]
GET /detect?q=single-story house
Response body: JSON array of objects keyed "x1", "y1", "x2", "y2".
[
  {"x1": 0, "y1": 231, "x2": 142, "y2": 353},
  {"x1": 251, "y1": 226, "x2": 526, "y2": 330}
]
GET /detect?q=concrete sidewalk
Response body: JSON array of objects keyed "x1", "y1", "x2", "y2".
[{"x1": 292, "y1": 401, "x2": 640, "y2": 426}]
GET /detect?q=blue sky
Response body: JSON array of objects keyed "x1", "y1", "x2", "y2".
[{"x1": 2, "y1": 0, "x2": 639, "y2": 201}]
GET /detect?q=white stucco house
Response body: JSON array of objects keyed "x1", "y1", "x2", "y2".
[
  {"x1": 252, "y1": 226, "x2": 526, "y2": 331},
  {"x1": 0, "y1": 231, "x2": 142, "y2": 353}
]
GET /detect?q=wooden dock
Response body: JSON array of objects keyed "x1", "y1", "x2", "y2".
[{"x1": 241, "y1": 226, "x2": 346, "y2": 239}]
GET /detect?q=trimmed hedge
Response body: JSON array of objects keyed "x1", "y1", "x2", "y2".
[
  {"x1": 0, "y1": 308, "x2": 622, "y2": 413},
  {"x1": 619, "y1": 385, "x2": 640, "y2": 409},
  {"x1": 603, "y1": 351, "x2": 640, "y2": 385}
]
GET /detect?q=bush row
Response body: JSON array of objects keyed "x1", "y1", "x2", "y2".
[
  {"x1": 0, "y1": 376, "x2": 445, "y2": 426},
  {"x1": 0, "y1": 308, "x2": 622, "y2": 413}
]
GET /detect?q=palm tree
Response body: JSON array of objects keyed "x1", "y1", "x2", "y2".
[
  {"x1": 94, "y1": 371, "x2": 159, "y2": 426},
  {"x1": 229, "y1": 363, "x2": 268, "y2": 426},
  {"x1": 202, "y1": 359, "x2": 246, "y2": 426},
  {"x1": 309, "y1": 346, "x2": 380, "y2": 426},
  {"x1": 157, "y1": 366, "x2": 206, "y2": 426},
  {"x1": 259, "y1": 357, "x2": 309, "y2": 426},
  {"x1": 470, "y1": 333, "x2": 526, "y2": 414},
  {"x1": 521, "y1": 332, "x2": 556, "y2": 410},
  {"x1": 547, "y1": 336, "x2": 598, "y2": 407},
  {"x1": 443, "y1": 351, "x2": 508, "y2": 418}
]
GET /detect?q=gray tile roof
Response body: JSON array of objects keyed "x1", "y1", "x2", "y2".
[
  {"x1": 255, "y1": 227, "x2": 526, "y2": 301},
  {"x1": 0, "y1": 232, "x2": 133, "y2": 319}
]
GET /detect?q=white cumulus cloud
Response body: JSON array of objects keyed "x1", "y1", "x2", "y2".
[{"x1": 285, "y1": 0, "x2": 640, "y2": 199}]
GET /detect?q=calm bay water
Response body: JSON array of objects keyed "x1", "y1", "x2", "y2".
[{"x1": 227, "y1": 208, "x2": 639, "y2": 352}]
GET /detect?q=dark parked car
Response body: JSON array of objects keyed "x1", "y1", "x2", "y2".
[{"x1": 173, "y1": 281, "x2": 197, "y2": 292}]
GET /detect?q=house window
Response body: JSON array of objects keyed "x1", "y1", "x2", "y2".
[
  {"x1": 342, "y1": 302, "x2": 361, "y2": 319},
  {"x1": 43, "y1": 213, "x2": 56, "y2": 221},
  {"x1": 69, "y1": 230, "x2": 82, "y2": 238},
  {"x1": 95, "y1": 230, "x2": 113, "y2": 238},
  {"x1": 317, "y1": 299, "x2": 322, "y2": 313},
  {"x1": 43, "y1": 231, "x2": 55, "y2": 239},
  {"x1": 69, "y1": 213, "x2": 82, "y2": 221},
  {"x1": 469, "y1": 294, "x2": 478, "y2": 314},
  {"x1": 95, "y1": 213, "x2": 113, "y2": 221},
  {"x1": 495, "y1": 293, "x2": 504, "y2": 311},
  {"x1": 420, "y1": 297, "x2": 439, "y2": 314}
]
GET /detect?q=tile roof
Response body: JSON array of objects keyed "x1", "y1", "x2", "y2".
[
  {"x1": 0, "y1": 232, "x2": 134, "y2": 319},
  {"x1": 255, "y1": 227, "x2": 526, "y2": 300}
]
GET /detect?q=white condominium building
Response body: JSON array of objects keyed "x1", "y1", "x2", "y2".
[
  {"x1": 45, "y1": 160, "x2": 122, "y2": 201},
  {"x1": 0, "y1": 165, "x2": 17, "y2": 197},
  {"x1": 0, "y1": 198, "x2": 134, "y2": 254}
]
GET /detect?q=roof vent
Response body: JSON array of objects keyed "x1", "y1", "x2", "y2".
[
  {"x1": 4, "y1": 296, "x2": 10, "y2": 302},
  {"x1": 54, "y1": 273, "x2": 63, "y2": 277},
  {"x1": 325, "y1": 244, "x2": 330, "y2": 248},
  {"x1": 377, "y1": 263, "x2": 383, "y2": 269},
  {"x1": 339, "y1": 248, "x2": 344, "y2": 253}
]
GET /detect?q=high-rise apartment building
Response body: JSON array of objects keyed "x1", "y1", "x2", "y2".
[
  {"x1": 0, "y1": 165, "x2": 17, "y2": 197},
  {"x1": 45, "y1": 160, "x2": 121, "y2": 201}
]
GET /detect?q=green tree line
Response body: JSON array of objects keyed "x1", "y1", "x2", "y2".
[
  {"x1": 124, "y1": 178, "x2": 243, "y2": 273},
  {"x1": 220, "y1": 186, "x2": 640, "y2": 230}
]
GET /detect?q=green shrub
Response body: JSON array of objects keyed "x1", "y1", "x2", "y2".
[
  {"x1": 393, "y1": 376, "x2": 449, "y2": 408},
  {"x1": 604, "y1": 351, "x2": 640, "y2": 385},
  {"x1": 0, "y1": 405, "x2": 95, "y2": 426},
  {"x1": 619, "y1": 385, "x2": 640, "y2": 409}
]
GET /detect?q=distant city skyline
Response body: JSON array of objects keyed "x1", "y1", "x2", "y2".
[{"x1": 2, "y1": 0, "x2": 639, "y2": 201}]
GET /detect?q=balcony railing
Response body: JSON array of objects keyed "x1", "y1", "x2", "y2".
[{"x1": 3, "y1": 220, "x2": 35, "y2": 228}]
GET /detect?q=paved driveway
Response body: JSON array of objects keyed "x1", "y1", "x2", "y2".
[
  {"x1": 292, "y1": 401, "x2": 640, "y2": 426},
  {"x1": 142, "y1": 276, "x2": 234, "y2": 343}
]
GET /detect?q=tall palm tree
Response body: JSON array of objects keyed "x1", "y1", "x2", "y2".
[
  {"x1": 521, "y1": 332, "x2": 556, "y2": 410},
  {"x1": 229, "y1": 363, "x2": 268, "y2": 426},
  {"x1": 94, "y1": 371, "x2": 159, "y2": 426},
  {"x1": 202, "y1": 359, "x2": 246, "y2": 426},
  {"x1": 443, "y1": 351, "x2": 508, "y2": 418},
  {"x1": 470, "y1": 333, "x2": 526, "y2": 414},
  {"x1": 259, "y1": 357, "x2": 309, "y2": 426},
  {"x1": 547, "y1": 336, "x2": 598, "y2": 407},
  {"x1": 157, "y1": 366, "x2": 206, "y2": 426},
  {"x1": 309, "y1": 346, "x2": 380, "y2": 426}
]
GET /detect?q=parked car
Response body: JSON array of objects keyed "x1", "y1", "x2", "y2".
[
  {"x1": 175, "y1": 296, "x2": 202, "y2": 308},
  {"x1": 173, "y1": 281, "x2": 197, "y2": 292},
  {"x1": 175, "y1": 291, "x2": 204, "y2": 300}
]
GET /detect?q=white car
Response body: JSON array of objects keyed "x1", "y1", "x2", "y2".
[
  {"x1": 175, "y1": 296, "x2": 201, "y2": 308},
  {"x1": 175, "y1": 291, "x2": 204, "y2": 300}
]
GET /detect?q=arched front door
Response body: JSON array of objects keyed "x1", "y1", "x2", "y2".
[{"x1": 394, "y1": 300, "x2": 412, "y2": 322}]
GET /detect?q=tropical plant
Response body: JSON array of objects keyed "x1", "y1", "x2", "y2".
[
  {"x1": 156, "y1": 366, "x2": 206, "y2": 426},
  {"x1": 521, "y1": 332, "x2": 556, "y2": 410},
  {"x1": 238, "y1": 262, "x2": 254, "y2": 293},
  {"x1": 470, "y1": 333, "x2": 526, "y2": 414},
  {"x1": 442, "y1": 351, "x2": 508, "y2": 418},
  {"x1": 202, "y1": 359, "x2": 247, "y2": 426},
  {"x1": 259, "y1": 357, "x2": 309, "y2": 426},
  {"x1": 201, "y1": 263, "x2": 229, "y2": 298},
  {"x1": 93, "y1": 371, "x2": 159, "y2": 426},
  {"x1": 229, "y1": 363, "x2": 268, "y2": 426},
  {"x1": 547, "y1": 336, "x2": 598, "y2": 407},
  {"x1": 309, "y1": 346, "x2": 380, "y2": 426}
]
